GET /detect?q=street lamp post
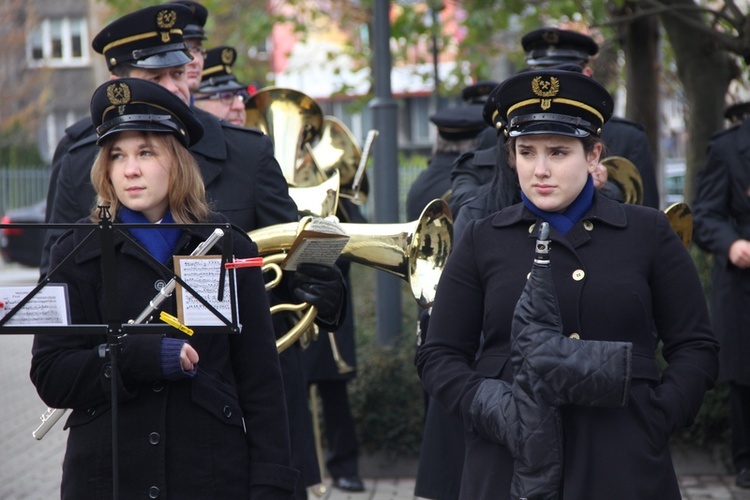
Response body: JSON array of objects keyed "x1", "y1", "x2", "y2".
[{"x1": 369, "y1": 0, "x2": 401, "y2": 345}]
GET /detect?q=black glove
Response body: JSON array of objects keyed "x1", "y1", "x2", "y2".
[{"x1": 291, "y1": 263, "x2": 345, "y2": 325}]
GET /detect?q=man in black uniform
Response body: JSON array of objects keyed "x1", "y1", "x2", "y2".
[
  {"x1": 406, "y1": 100, "x2": 488, "y2": 221},
  {"x1": 194, "y1": 45, "x2": 249, "y2": 127},
  {"x1": 693, "y1": 101, "x2": 750, "y2": 490},
  {"x1": 175, "y1": 0, "x2": 209, "y2": 94},
  {"x1": 41, "y1": 5, "x2": 344, "y2": 498},
  {"x1": 449, "y1": 27, "x2": 661, "y2": 220}
]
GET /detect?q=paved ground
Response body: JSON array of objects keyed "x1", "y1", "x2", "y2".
[{"x1": 1, "y1": 261, "x2": 750, "y2": 499}]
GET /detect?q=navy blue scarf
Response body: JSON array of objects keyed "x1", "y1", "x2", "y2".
[
  {"x1": 521, "y1": 175, "x2": 595, "y2": 235},
  {"x1": 119, "y1": 207, "x2": 182, "y2": 264}
]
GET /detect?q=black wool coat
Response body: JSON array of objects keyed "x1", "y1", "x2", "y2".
[
  {"x1": 406, "y1": 152, "x2": 458, "y2": 221},
  {"x1": 417, "y1": 193, "x2": 719, "y2": 499},
  {"x1": 693, "y1": 119, "x2": 750, "y2": 384},
  {"x1": 31, "y1": 217, "x2": 298, "y2": 499}
]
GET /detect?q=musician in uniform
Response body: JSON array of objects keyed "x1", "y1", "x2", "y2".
[
  {"x1": 693, "y1": 102, "x2": 750, "y2": 489},
  {"x1": 31, "y1": 77, "x2": 299, "y2": 499},
  {"x1": 303, "y1": 208, "x2": 367, "y2": 492},
  {"x1": 174, "y1": 0, "x2": 209, "y2": 94},
  {"x1": 194, "y1": 46, "x2": 249, "y2": 127},
  {"x1": 40, "y1": 5, "x2": 345, "y2": 498},
  {"x1": 418, "y1": 69, "x2": 718, "y2": 499},
  {"x1": 406, "y1": 100, "x2": 488, "y2": 222},
  {"x1": 449, "y1": 27, "x2": 661, "y2": 221}
]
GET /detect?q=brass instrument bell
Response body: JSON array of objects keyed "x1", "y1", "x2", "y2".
[
  {"x1": 310, "y1": 116, "x2": 370, "y2": 204},
  {"x1": 245, "y1": 86, "x2": 324, "y2": 186},
  {"x1": 601, "y1": 156, "x2": 644, "y2": 205},
  {"x1": 664, "y1": 202, "x2": 692, "y2": 248}
]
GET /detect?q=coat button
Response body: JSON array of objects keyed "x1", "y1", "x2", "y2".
[
  {"x1": 149, "y1": 486, "x2": 160, "y2": 498},
  {"x1": 86, "y1": 408, "x2": 97, "y2": 417},
  {"x1": 583, "y1": 220, "x2": 594, "y2": 231},
  {"x1": 103, "y1": 364, "x2": 112, "y2": 379},
  {"x1": 572, "y1": 269, "x2": 585, "y2": 281},
  {"x1": 569, "y1": 332, "x2": 581, "y2": 339},
  {"x1": 149, "y1": 432, "x2": 160, "y2": 445},
  {"x1": 223, "y1": 405, "x2": 233, "y2": 418},
  {"x1": 528, "y1": 223, "x2": 535, "y2": 234},
  {"x1": 152, "y1": 381, "x2": 164, "y2": 393}
]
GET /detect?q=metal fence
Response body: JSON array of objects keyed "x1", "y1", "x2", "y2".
[
  {"x1": 0, "y1": 164, "x2": 426, "y2": 220},
  {"x1": 0, "y1": 167, "x2": 49, "y2": 216}
]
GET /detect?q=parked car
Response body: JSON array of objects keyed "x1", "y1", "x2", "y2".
[
  {"x1": 1, "y1": 199, "x2": 46, "y2": 267},
  {"x1": 663, "y1": 158, "x2": 686, "y2": 206}
]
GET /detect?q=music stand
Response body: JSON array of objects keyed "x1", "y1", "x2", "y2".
[{"x1": 0, "y1": 208, "x2": 242, "y2": 500}]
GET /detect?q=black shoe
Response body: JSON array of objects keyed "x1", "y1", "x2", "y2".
[
  {"x1": 737, "y1": 468, "x2": 750, "y2": 488},
  {"x1": 333, "y1": 476, "x2": 365, "y2": 492}
]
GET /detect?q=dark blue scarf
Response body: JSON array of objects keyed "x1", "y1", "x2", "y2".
[
  {"x1": 521, "y1": 175, "x2": 595, "y2": 235},
  {"x1": 118, "y1": 207, "x2": 182, "y2": 264}
]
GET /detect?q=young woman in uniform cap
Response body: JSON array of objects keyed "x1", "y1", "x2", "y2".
[
  {"x1": 417, "y1": 69, "x2": 719, "y2": 499},
  {"x1": 31, "y1": 78, "x2": 299, "y2": 499}
]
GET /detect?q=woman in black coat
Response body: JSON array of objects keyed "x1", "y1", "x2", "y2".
[
  {"x1": 30, "y1": 78, "x2": 299, "y2": 499},
  {"x1": 417, "y1": 70, "x2": 719, "y2": 499}
]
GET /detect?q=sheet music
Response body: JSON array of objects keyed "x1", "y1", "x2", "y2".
[
  {"x1": 282, "y1": 216, "x2": 350, "y2": 271},
  {"x1": 0, "y1": 285, "x2": 70, "y2": 326},
  {"x1": 174, "y1": 256, "x2": 240, "y2": 327}
]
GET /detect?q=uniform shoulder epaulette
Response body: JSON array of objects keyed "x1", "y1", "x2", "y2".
[
  {"x1": 223, "y1": 122, "x2": 263, "y2": 135},
  {"x1": 65, "y1": 118, "x2": 95, "y2": 142},
  {"x1": 708, "y1": 124, "x2": 739, "y2": 142},
  {"x1": 608, "y1": 115, "x2": 645, "y2": 131},
  {"x1": 68, "y1": 132, "x2": 98, "y2": 152},
  {"x1": 472, "y1": 145, "x2": 499, "y2": 167},
  {"x1": 455, "y1": 148, "x2": 477, "y2": 164}
]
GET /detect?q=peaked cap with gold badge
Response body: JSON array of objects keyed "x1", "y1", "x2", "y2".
[
  {"x1": 91, "y1": 78, "x2": 204, "y2": 148},
  {"x1": 172, "y1": 1, "x2": 209, "y2": 40},
  {"x1": 483, "y1": 69, "x2": 613, "y2": 138},
  {"x1": 521, "y1": 27, "x2": 599, "y2": 68},
  {"x1": 461, "y1": 81, "x2": 500, "y2": 104},
  {"x1": 92, "y1": 4, "x2": 193, "y2": 71},
  {"x1": 198, "y1": 46, "x2": 246, "y2": 94}
]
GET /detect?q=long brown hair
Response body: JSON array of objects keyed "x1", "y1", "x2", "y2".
[{"x1": 90, "y1": 132, "x2": 211, "y2": 223}]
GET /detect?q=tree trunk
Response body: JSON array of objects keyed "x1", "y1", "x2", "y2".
[
  {"x1": 658, "y1": 0, "x2": 735, "y2": 205},
  {"x1": 624, "y1": 13, "x2": 661, "y2": 190}
]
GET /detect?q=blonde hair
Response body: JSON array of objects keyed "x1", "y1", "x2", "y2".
[{"x1": 90, "y1": 132, "x2": 211, "y2": 223}]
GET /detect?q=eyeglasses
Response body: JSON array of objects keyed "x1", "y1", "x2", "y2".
[
  {"x1": 187, "y1": 46, "x2": 206, "y2": 57},
  {"x1": 194, "y1": 90, "x2": 250, "y2": 105}
]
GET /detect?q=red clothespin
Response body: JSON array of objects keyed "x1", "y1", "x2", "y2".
[{"x1": 224, "y1": 257, "x2": 264, "y2": 269}]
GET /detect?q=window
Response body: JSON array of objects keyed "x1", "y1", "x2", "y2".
[
  {"x1": 28, "y1": 18, "x2": 89, "y2": 68},
  {"x1": 43, "y1": 110, "x2": 83, "y2": 162}
]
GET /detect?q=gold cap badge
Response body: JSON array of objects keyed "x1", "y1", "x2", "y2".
[
  {"x1": 106, "y1": 82, "x2": 131, "y2": 115},
  {"x1": 531, "y1": 75, "x2": 560, "y2": 110},
  {"x1": 221, "y1": 48, "x2": 233, "y2": 65},
  {"x1": 157, "y1": 9, "x2": 177, "y2": 42}
]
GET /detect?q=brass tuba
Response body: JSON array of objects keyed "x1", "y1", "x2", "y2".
[
  {"x1": 665, "y1": 202, "x2": 692, "y2": 248},
  {"x1": 249, "y1": 198, "x2": 454, "y2": 350},
  {"x1": 601, "y1": 156, "x2": 644, "y2": 205},
  {"x1": 309, "y1": 116, "x2": 370, "y2": 205},
  {"x1": 245, "y1": 86, "x2": 324, "y2": 187}
]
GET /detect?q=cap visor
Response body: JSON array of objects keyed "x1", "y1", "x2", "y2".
[
  {"x1": 198, "y1": 80, "x2": 246, "y2": 94},
  {"x1": 509, "y1": 122, "x2": 590, "y2": 138},
  {"x1": 97, "y1": 122, "x2": 189, "y2": 147},
  {"x1": 129, "y1": 51, "x2": 192, "y2": 69}
]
